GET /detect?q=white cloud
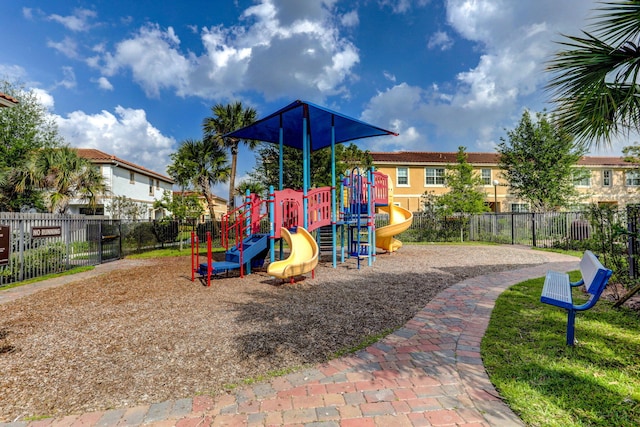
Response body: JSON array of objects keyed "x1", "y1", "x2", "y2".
[
  {"x1": 0, "y1": 64, "x2": 27, "y2": 80},
  {"x1": 48, "y1": 8, "x2": 97, "y2": 32},
  {"x1": 360, "y1": 83, "x2": 429, "y2": 151},
  {"x1": 22, "y1": 8, "x2": 35, "y2": 20},
  {"x1": 31, "y1": 88, "x2": 55, "y2": 110},
  {"x1": 102, "y1": 24, "x2": 193, "y2": 98},
  {"x1": 54, "y1": 66, "x2": 77, "y2": 90},
  {"x1": 341, "y1": 10, "x2": 359, "y2": 27},
  {"x1": 47, "y1": 36, "x2": 79, "y2": 58},
  {"x1": 427, "y1": 31, "x2": 453, "y2": 51},
  {"x1": 55, "y1": 106, "x2": 176, "y2": 175},
  {"x1": 361, "y1": 0, "x2": 600, "y2": 155},
  {"x1": 377, "y1": 0, "x2": 431, "y2": 14},
  {"x1": 95, "y1": 76, "x2": 113, "y2": 91},
  {"x1": 87, "y1": 0, "x2": 359, "y2": 102}
]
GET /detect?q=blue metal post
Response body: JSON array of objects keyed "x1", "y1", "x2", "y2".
[
  {"x1": 279, "y1": 116, "x2": 284, "y2": 191},
  {"x1": 567, "y1": 309, "x2": 576, "y2": 346},
  {"x1": 339, "y1": 173, "x2": 345, "y2": 263},
  {"x1": 245, "y1": 189, "x2": 252, "y2": 275},
  {"x1": 269, "y1": 185, "x2": 275, "y2": 264},
  {"x1": 302, "y1": 110, "x2": 309, "y2": 229},
  {"x1": 331, "y1": 115, "x2": 337, "y2": 268}
]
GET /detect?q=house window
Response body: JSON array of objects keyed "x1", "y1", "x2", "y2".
[
  {"x1": 603, "y1": 170, "x2": 612, "y2": 186},
  {"x1": 425, "y1": 168, "x2": 445, "y2": 185},
  {"x1": 626, "y1": 170, "x2": 640, "y2": 186},
  {"x1": 511, "y1": 203, "x2": 529, "y2": 213},
  {"x1": 149, "y1": 177, "x2": 154, "y2": 196},
  {"x1": 481, "y1": 169, "x2": 491, "y2": 185},
  {"x1": 573, "y1": 171, "x2": 591, "y2": 187},
  {"x1": 129, "y1": 171, "x2": 135, "y2": 184},
  {"x1": 397, "y1": 167, "x2": 408, "y2": 186},
  {"x1": 156, "y1": 179, "x2": 160, "y2": 189}
]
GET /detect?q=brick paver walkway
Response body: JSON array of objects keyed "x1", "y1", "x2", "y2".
[{"x1": 0, "y1": 251, "x2": 578, "y2": 427}]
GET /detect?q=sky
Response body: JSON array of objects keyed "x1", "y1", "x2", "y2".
[{"x1": 0, "y1": 0, "x2": 626, "y2": 200}]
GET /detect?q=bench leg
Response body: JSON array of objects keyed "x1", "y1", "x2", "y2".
[{"x1": 566, "y1": 309, "x2": 576, "y2": 346}]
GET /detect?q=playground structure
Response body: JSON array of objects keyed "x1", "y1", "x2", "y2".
[
  {"x1": 191, "y1": 100, "x2": 412, "y2": 285},
  {"x1": 191, "y1": 167, "x2": 413, "y2": 285}
]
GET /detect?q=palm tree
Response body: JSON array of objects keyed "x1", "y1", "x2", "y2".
[
  {"x1": 546, "y1": 1, "x2": 640, "y2": 146},
  {"x1": 202, "y1": 101, "x2": 257, "y2": 209},
  {"x1": 13, "y1": 146, "x2": 107, "y2": 213},
  {"x1": 167, "y1": 138, "x2": 230, "y2": 219},
  {"x1": 235, "y1": 180, "x2": 266, "y2": 199}
]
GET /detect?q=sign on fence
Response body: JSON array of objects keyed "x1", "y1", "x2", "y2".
[
  {"x1": 0, "y1": 225, "x2": 10, "y2": 266},
  {"x1": 32, "y1": 226, "x2": 62, "y2": 238}
]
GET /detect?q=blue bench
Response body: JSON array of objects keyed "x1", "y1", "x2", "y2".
[{"x1": 540, "y1": 250, "x2": 612, "y2": 346}]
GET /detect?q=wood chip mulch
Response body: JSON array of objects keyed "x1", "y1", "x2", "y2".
[{"x1": 0, "y1": 244, "x2": 547, "y2": 421}]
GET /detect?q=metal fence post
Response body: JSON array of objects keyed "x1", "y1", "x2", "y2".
[{"x1": 531, "y1": 212, "x2": 537, "y2": 247}]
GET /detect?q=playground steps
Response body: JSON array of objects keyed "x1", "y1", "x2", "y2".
[
  {"x1": 349, "y1": 226, "x2": 371, "y2": 259},
  {"x1": 317, "y1": 226, "x2": 334, "y2": 253}
]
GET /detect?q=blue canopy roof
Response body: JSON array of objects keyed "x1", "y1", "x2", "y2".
[{"x1": 224, "y1": 100, "x2": 397, "y2": 151}]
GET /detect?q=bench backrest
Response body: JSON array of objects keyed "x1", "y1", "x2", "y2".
[{"x1": 578, "y1": 251, "x2": 613, "y2": 310}]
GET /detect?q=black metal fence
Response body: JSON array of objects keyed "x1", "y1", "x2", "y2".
[
  {"x1": 467, "y1": 212, "x2": 591, "y2": 248},
  {"x1": 0, "y1": 213, "x2": 121, "y2": 286},
  {"x1": 2, "y1": 208, "x2": 638, "y2": 286}
]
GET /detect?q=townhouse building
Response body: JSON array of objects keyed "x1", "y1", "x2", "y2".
[
  {"x1": 173, "y1": 190, "x2": 228, "y2": 221},
  {"x1": 71, "y1": 148, "x2": 174, "y2": 219},
  {"x1": 0, "y1": 92, "x2": 18, "y2": 108},
  {"x1": 371, "y1": 151, "x2": 640, "y2": 212}
]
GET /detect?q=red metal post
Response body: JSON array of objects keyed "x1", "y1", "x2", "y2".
[{"x1": 207, "y1": 231, "x2": 212, "y2": 287}]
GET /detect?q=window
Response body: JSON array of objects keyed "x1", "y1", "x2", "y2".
[
  {"x1": 397, "y1": 167, "x2": 408, "y2": 186},
  {"x1": 626, "y1": 171, "x2": 640, "y2": 186},
  {"x1": 573, "y1": 172, "x2": 591, "y2": 187},
  {"x1": 156, "y1": 179, "x2": 160, "y2": 189},
  {"x1": 425, "y1": 168, "x2": 445, "y2": 185},
  {"x1": 602, "y1": 170, "x2": 612, "y2": 186},
  {"x1": 149, "y1": 177, "x2": 154, "y2": 196},
  {"x1": 511, "y1": 203, "x2": 529, "y2": 213},
  {"x1": 79, "y1": 206, "x2": 104, "y2": 215},
  {"x1": 129, "y1": 171, "x2": 135, "y2": 184},
  {"x1": 481, "y1": 169, "x2": 491, "y2": 185}
]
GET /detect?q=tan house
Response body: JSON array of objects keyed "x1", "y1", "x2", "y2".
[
  {"x1": 0, "y1": 92, "x2": 18, "y2": 108},
  {"x1": 173, "y1": 191, "x2": 228, "y2": 221},
  {"x1": 371, "y1": 151, "x2": 640, "y2": 212}
]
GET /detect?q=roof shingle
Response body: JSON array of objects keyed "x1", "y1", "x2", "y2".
[
  {"x1": 75, "y1": 148, "x2": 174, "y2": 183},
  {"x1": 370, "y1": 151, "x2": 633, "y2": 167}
]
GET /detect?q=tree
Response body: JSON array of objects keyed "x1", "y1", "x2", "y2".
[
  {"x1": 107, "y1": 195, "x2": 147, "y2": 220},
  {"x1": 12, "y1": 146, "x2": 108, "y2": 214},
  {"x1": 249, "y1": 142, "x2": 373, "y2": 190},
  {"x1": 154, "y1": 191, "x2": 203, "y2": 221},
  {"x1": 0, "y1": 80, "x2": 63, "y2": 211},
  {"x1": 235, "y1": 180, "x2": 267, "y2": 199},
  {"x1": 437, "y1": 146, "x2": 489, "y2": 216},
  {"x1": 167, "y1": 138, "x2": 230, "y2": 219},
  {"x1": 202, "y1": 102, "x2": 257, "y2": 209},
  {"x1": 435, "y1": 146, "x2": 489, "y2": 241},
  {"x1": 546, "y1": 1, "x2": 640, "y2": 146},
  {"x1": 497, "y1": 111, "x2": 587, "y2": 212}
]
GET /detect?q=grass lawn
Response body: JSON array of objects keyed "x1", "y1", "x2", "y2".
[
  {"x1": 482, "y1": 272, "x2": 640, "y2": 426},
  {"x1": 126, "y1": 245, "x2": 225, "y2": 259}
]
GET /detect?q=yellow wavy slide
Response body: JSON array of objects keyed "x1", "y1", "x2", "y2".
[
  {"x1": 267, "y1": 227, "x2": 319, "y2": 281},
  {"x1": 376, "y1": 204, "x2": 413, "y2": 252}
]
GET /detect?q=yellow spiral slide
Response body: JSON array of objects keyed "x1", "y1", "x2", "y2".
[
  {"x1": 267, "y1": 227, "x2": 319, "y2": 281},
  {"x1": 375, "y1": 204, "x2": 413, "y2": 252}
]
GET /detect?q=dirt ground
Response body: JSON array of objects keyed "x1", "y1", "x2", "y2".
[{"x1": 0, "y1": 245, "x2": 550, "y2": 421}]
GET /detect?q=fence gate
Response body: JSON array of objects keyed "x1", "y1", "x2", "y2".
[{"x1": 87, "y1": 221, "x2": 121, "y2": 263}]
